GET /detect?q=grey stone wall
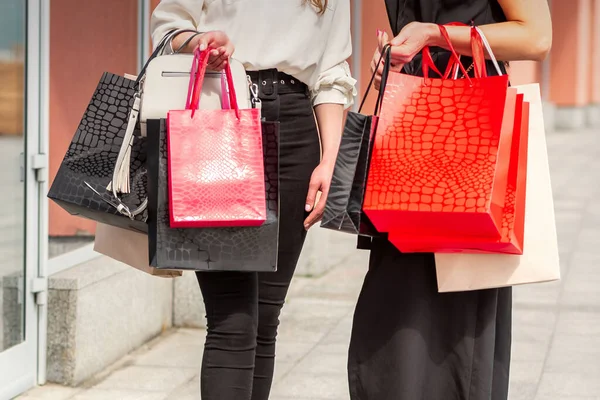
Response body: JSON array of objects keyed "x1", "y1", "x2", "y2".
[{"x1": 47, "y1": 257, "x2": 173, "y2": 386}]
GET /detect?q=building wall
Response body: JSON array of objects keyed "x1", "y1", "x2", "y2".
[{"x1": 48, "y1": 0, "x2": 139, "y2": 236}]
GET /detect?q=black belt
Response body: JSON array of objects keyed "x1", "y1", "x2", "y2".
[{"x1": 247, "y1": 69, "x2": 308, "y2": 100}]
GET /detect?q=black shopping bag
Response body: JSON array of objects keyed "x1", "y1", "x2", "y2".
[
  {"x1": 47, "y1": 33, "x2": 181, "y2": 233},
  {"x1": 47, "y1": 72, "x2": 148, "y2": 233},
  {"x1": 320, "y1": 45, "x2": 392, "y2": 238},
  {"x1": 320, "y1": 112, "x2": 378, "y2": 236},
  {"x1": 146, "y1": 119, "x2": 280, "y2": 271}
]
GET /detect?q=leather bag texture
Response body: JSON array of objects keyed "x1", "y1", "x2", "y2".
[{"x1": 147, "y1": 119, "x2": 279, "y2": 272}]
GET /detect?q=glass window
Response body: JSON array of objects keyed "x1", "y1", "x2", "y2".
[{"x1": 0, "y1": 0, "x2": 26, "y2": 351}]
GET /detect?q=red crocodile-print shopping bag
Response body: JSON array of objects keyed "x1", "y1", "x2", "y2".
[
  {"x1": 363, "y1": 24, "x2": 512, "y2": 241},
  {"x1": 167, "y1": 49, "x2": 266, "y2": 228},
  {"x1": 389, "y1": 91, "x2": 530, "y2": 254}
]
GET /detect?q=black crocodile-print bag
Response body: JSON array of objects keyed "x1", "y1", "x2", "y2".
[
  {"x1": 47, "y1": 72, "x2": 148, "y2": 233},
  {"x1": 320, "y1": 46, "x2": 393, "y2": 242},
  {"x1": 146, "y1": 119, "x2": 279, "y2": 272}
]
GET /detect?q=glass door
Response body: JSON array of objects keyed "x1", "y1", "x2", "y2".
[{"x1": 0, "y1": 0, "x2": 45, "y2": 397}]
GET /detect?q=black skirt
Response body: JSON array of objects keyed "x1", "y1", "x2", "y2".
[
  {"x1": 348, "y1": 49, "x2": 512, "y2": 400},
  {"x1": 348, "y1": 238, "x2": 512, "y2": 400}
]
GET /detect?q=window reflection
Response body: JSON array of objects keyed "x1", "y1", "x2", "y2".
[{"x1": 0, "y1": 0, "x2": 26, "y2": 352}]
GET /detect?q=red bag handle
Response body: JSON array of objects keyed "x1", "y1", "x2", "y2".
[
  {"x1": 442, "y1": 22, "x2": 492, "y2": 79},
  {"x1": 421, "y1": 25, "x2": 472, "y2": 85},
  {"x1": 185, "y1": 49, "x2": 203, "y2": 110},
  {"x1": 186, "y1": 48, "x2": 240, "y2": 118}
]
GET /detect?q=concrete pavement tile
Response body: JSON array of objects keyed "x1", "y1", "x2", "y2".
[
  {"x1": 279, "y1": 299, "x2": 348, "y2": 343},
  {"x1": 16, "y1": 384, "x2": 82, "y2": 400},
  {"x1": 544, "y1": 333, "x2": 600, "y2": 375},
  {"x1": 561, "y1": 286, "x2": 600, "y2": 309},
  {"x1": 273, "y1": 362, "x2": 295, "y2": 383},
  {"x1": 271, "y1": 372, "x2": 349, "y2": 400},
  {"x1": 508, "y1": 382, "x2": 538, "y2": 400},
  {"x1": 325, "y1": 314, "x2": 354, "y2": 337},
  {"x1": 275, "y1": 340, "x2": 317, "y2": 365},
  {"x1": 535, "y1": 396, "x2": 598, "y2": 400},
  {"x1": 292, "y1": 348, "x2": 348, "y2": 375},
  {"x1": 165, "y1": 378, "x2": 199, "y2": 400},
  {"x1": 321, "y1": 327, "x2": 353, "y2": 347},
  {"x1": 574, "y1": 228, "x2": 600, "y2": 249},
  {"x1": 536, "y1": 371, "x2": 600, "y2": 397},
  {"x1": 508, "y1": 361, "x2": 544, "y2": 400},
  {"x1": 270, "y1": 398, "x2": 317, "y2": 400},
  {"x1": 553, "y1": 199, "x2": 588, "y2": 212},
  {"x1": 568, "y1": 251, "x2": 600, "y2": 271},
  {"x1": 513, "y1": 283, "x2": 561, "y2": 308},
  {"x1": 270, "y1": 396, "x2": 313, "y2": 400},
  {"x1": 555, "y1": 311, "x2": 600, "y2": 335},
  {"x1": 92, "y1": 366, "x2": 197, "y2": 393},
  {"x1": 71, "y1": 389, "x2": 167, "y2": 400},
  {"x1": 316, "y1": 341, "x2": 350, "y2": 355},
  {"x1": 511, "y1": 334, "x2": 553, "y2": 363},
  {"x1": 134, "y1": 331, "x2": 204, "y2": 368},
  {"x1": 511, "y1": 309, "x2": 556, "y2": 363}
]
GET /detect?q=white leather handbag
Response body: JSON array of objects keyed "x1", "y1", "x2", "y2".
[
  {"x1": 108, "y1": 29, "x2": 253, "y2": 195},
  {"x1": 139, "y1": 29, "x2": 252, "y2": 136}
]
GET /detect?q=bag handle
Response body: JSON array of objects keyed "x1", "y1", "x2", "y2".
[
  {"x1": 444, "y1": 23, "x2": 504, "y2": 79},
  {"x1": 421, "y1": 25, "x2": 472, "y2": 84},
  {"x1": 186, "y1": 48, "x2": 240, "y2": 119},
  {"x1": 134, "y1": 28, "x2": 200, "y2": 89},
  {"x1": 358, "y1": 44, "x2": 392, "y2": 116}
]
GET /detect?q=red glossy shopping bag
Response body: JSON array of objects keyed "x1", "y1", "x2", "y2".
[
  {"x1": 389, "y1": 90, "x2": 530, "y2": 254},
  {"x1": 363, "y1": 25, "x2": 512, "y2": 240},
  {"x1": 167, "y1": 49, "x2": 266, "y2": 228}
]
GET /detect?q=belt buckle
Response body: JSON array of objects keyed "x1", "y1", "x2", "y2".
[{"x1": 257, "y1": 69, "x2": 278, "y2": 101}]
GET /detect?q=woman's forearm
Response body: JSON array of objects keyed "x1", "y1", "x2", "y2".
[
  {"x1": 429, "y1": 22, "x2": 551, "y2": 62},
  {"x1": 171, "y1": 32, "x2": 197, "y2": 53},
  {"x1": 428, "y1": 0, "x2": 552, "y2": 62},
  {"x1": 314, "y1": 103, "x2": 345, "y2": 165}
]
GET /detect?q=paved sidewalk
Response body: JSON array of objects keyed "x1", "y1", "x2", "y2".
[{"x1": 18, "y1": 127, "x2": 600, "y2": 400}]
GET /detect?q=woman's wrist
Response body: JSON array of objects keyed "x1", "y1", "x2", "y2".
[
  {"x1": 425, "y1": 23, "x2": 444, "y2": 48},
  {"x1": 171, "y1": 32, "x2": 196, "y2": 53},
  {"x1": 320, "y1": 147, "x2": 341, "y2": 168}
]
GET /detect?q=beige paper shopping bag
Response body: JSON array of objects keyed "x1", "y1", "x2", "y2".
[
  {"x1": 94, "y1": 223, "x2": 182, "y2": 278},
  {"x1": 435, "y1": 84, "x2": 560, "y2": 292}
]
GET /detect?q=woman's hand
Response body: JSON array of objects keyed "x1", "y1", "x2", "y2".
[
  {"x1": 172, "y1": 30, "x2": 234, "y2": 70},
  {"x1": 370, "y1": 22, "x2": 438, "y2": 89},
  {"x1": 303, "y1": 161, "x2": 336, "y2": 230},
  {"x1": 304, "y1": 103, "x2": 345, "y2": 230}
]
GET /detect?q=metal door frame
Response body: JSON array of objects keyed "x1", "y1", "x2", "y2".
[{"x1": 0, "y1": 0, "x2": 48, "y2": 397}]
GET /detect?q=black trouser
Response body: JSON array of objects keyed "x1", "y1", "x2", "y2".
[{"x1": 196, "y1": 71, "x2": 321, "y2": 400}]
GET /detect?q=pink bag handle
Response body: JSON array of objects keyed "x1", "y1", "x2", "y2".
[
  {"x1": 220, "y1": 73, "x2": 231, "y2": 109},
  {"x1": 421, "y1": 25, "x2": 472, "y2": 85},
  {"x1": 186, "y1": 48, "x2": 240, "y2": 118},
  {"x1": 185, "y1": 49, "x2": 202, "y2": 110}
]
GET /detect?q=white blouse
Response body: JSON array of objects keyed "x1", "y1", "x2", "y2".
[{"x1": 151, "y1": 0, "x2": 357, "y2": 108}]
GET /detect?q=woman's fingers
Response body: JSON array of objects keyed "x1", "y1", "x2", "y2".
[
  {"x1": 378, "y1": 31, "x2": 390, "y2": 52},
  {"x1": 207, "y1": 47, "x2": 230, "y2": 70}
]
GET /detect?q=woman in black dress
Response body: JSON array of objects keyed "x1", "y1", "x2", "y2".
[{"x1": 348, "y1": 1, "x2": 552, "y2": 399}]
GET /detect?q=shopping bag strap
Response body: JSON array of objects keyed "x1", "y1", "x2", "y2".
[
  {"x1": 443, "y1": 23, "x2": 504, "y2": 79},
  {"x1": 186, "y1": 48, "x2": 241, "y2": 119},
  {"x1": 421, "y1": 25, "x2": 472, "y2": 85},
  {"x1": 358, "y1": 43, "x2": 392, "y2": 116},
  {"x1": 134, "y1": 28, "x2": 201, "y2": 89}
]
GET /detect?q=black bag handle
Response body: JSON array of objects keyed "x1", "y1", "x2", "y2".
[
  {"x1": 134, "y1": 28, "x2": 200, "y2": 88},
  {"x1": 358, "y1": 44, "x2": 392, "y2": 116}
]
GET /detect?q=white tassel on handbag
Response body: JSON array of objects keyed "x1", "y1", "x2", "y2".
[{"x1": 106, "y1": 93, "x2": 141, "y2": 195}]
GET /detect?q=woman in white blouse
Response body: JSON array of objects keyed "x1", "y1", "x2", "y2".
[{"x1": 151, "y1": 1, "x2": 355, "y2": 399}]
